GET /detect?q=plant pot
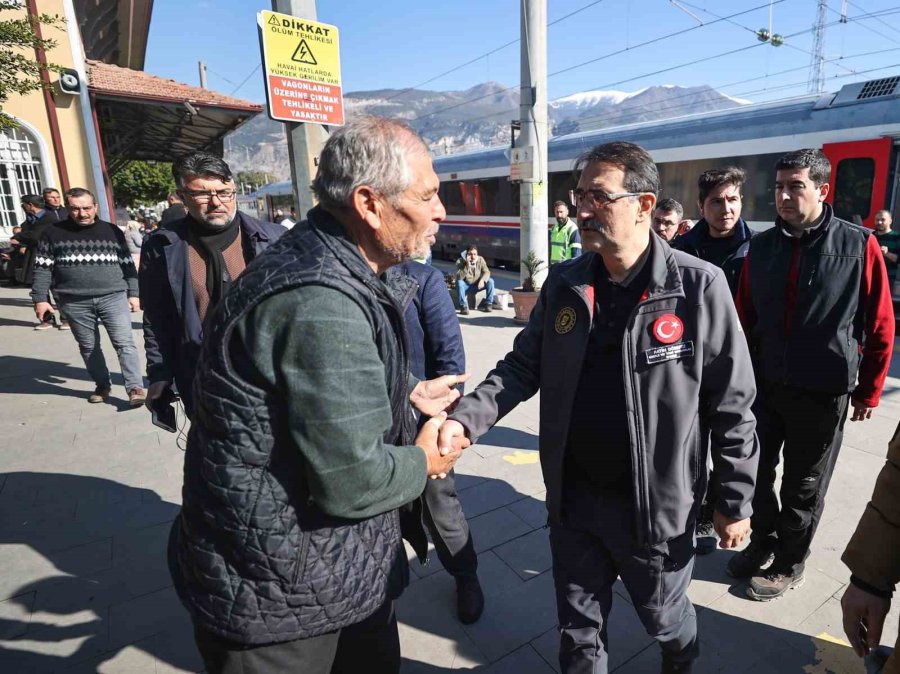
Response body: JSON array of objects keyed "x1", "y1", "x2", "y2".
[{"x1": 510, "y1": 287, "x2": 539, "y2": 324}]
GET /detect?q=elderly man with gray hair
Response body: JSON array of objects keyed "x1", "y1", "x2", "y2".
[
  {"x1": 168, "y1": 117, "x2": 469, "y2": 673},
  {"x1": 139, "y1": 151, "x2": 284, "y2": 419}
]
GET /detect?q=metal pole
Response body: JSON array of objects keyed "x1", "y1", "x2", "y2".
[
  {"x1": 271, "y1": 0, "x2": 330, "y2": 218},
  {"x1": 518, "y1": 0, "x2": 548, "y2": 288},
  {"x1": 198, "y1": 61, "x2": 207, "y2": 88}
]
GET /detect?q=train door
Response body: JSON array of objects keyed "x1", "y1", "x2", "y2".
[{"x1": 822, "y1": 138, "x2": 893, "y2": 228}]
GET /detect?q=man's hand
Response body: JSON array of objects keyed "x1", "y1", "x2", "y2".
[
  {"x1": 850, "y1": 400, "x2": 874, "y2": 422},
  {"x1": 841, "y1": 582, "x2": 890, "y2": 657},
  {"x1": 437, "y1": 418, "x2": 471, "y2": 458},
  {"x1": 145, "y1": 381, "x2": 171, "y2": 412},
  {"x1": 410, "y1": 373, "x2": 471, "y2": 417},
  {"x1": 713, "y1": 511, "x2": 750, "y2": 549},
  {"x1": 128, "y1": 297, "x2": 141, "y2": 312},
  {"x1": 477, "y1": 280, "x2": 485, "y2": 290},
  {"x1": 34, "y1": 301, "x2": 52, "y2": 321},
  {"x1": 880, "y1": 245, "x2": 889, "y2": 255},
  {"x1": 416, "y1": 413, "x2": 462, "y2": 479}
]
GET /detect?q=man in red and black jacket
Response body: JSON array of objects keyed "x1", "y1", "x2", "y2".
[{"x1": 731, "y1": 148, "x2": 894, "y2": 601}]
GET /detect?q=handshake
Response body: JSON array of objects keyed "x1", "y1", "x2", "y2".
[{"x1": 409, "y1": 373, "x2": 473, "y2": 480}]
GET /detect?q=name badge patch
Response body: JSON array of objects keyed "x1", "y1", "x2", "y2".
[{"x1": 645, "y1": 341, "x2": 694, "y2": 364}]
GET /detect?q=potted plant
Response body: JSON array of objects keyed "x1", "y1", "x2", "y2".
[{"x1": 510, "y1": 251, "x2": 545, "y2": 324}]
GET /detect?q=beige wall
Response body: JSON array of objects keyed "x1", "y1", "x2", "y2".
[{"x1": 4, "y1": 0, "x2": 98, "y2": 195}]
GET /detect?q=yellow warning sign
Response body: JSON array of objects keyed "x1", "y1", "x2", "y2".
[{"x1": 257, "y1": 10, "x2": 344, "y2": 126}]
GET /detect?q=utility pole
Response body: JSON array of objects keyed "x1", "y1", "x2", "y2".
[
  {"x1": 517, "y1": 0, "x2": 548, "y2": 288},
  {"x1": 808, "y1": 0, "x2": 828, "y2": 94},
  {"x1": 198, "y1": 61, "x2": 207, "y2": 88},
  {"x1": 271, "y1": 0, "x2": 330, "y2": 217}
]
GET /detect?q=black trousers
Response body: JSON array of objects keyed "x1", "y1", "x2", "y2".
[
  {"x1": 193, "y1": 599, "x2": 400, "y2": 674},
  {"x1": 550, "y1": 485, "x2": 698, "y2": 674},
  {"x1": 750, "y1": 381, "x2": 849, "y2": 576},
  {"x1": 422, "y1": 469, "x2": 478, "y2": 579}
]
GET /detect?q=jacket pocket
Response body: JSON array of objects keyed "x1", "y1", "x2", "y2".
[{"x1": 292, "y1": 532, "x2": 311, "y2": 587}]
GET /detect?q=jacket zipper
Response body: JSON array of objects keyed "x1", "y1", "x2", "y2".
[{"x1": 624, "y1": 289, "x2": 681, "y2": 546}]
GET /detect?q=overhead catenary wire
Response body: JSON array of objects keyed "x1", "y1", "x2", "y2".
[{"x1": 412, "y1": 0, "x2": 787, "y2": 122}]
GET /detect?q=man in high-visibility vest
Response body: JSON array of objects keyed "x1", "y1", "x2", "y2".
[{"x1": 549, "y1": 201, "x2": 582, "y2": 265}]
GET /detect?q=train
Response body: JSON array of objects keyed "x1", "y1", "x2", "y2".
[
  {"x1": 432, "y1": 75, "x2": 900, "y2": 267},
  {"x1": 236, "y1": 74, "x2": 900, "y2": 268}
]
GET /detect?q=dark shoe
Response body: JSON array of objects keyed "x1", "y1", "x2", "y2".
[
  {"x1": 128, "y1": 387, "x2": 147, "y2": 407},
  {"x1": 88, "y1": 385, "x2": 111, "y2": 404},
  {"x1": 695, "y1": 519, "x2": 717, "y2": 555},
  {"x1": 34, "y1": 321, "x2": 54, "y2": 330},
  {"x1": 726, "y1": 541, "x2": 774, "y2": 578},
  {"x1": 456, "y1": 576, "x2": 484, "y2": 624},
  {"x1": 747, "y1": 569, "x2": 805, "y2": 601},
  {"x1": 459, "y1": 305, "x2": 470, "y2": 316}
]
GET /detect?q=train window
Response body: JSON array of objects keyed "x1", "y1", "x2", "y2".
[
  {"x1": 476, "y1": 179, "x2": 499, "y2": 215},
  {"x1": 833, "y1": 158, "x2": 875, "y2": 222},
  {"x1": 440, "y1": 182, "x2": 466, "y2": 215},
  {"x1": 549, "y1": 170, "x2": 579, "y2": 215}
]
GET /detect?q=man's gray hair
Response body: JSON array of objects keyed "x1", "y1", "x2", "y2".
[{"x1": 312, "y1": 116, "x2": 428, "y2": 210}]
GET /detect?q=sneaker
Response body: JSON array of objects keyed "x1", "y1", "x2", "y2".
[
  {"x1": 726, "y1": 541, "x2": 774, "y2": 578},
  {"x1": 479, "y1": 302, "x2": 493, "y2": 312},
  {"x1": 746, "y1": 569, "x2": 805, "y2": 601},
  {"x1": 34, "y1": 321, "x2": 54, "y2": 331},
  {"x1": 456, "y1": 576, "x2": 484, "y2": 624},
  {"x1": 58, "y1": 321, "x2": 70, "y2": 330},
  {"x1": 128, "y1": 387, "x2": 147, "y2": 407},
  {"x1": 695, "y1": 519, "x2": 717, "y2": 555},
  {"x1": 88, "y1": 385, "x2": 111, "y2": 404},
  {"x1": 459, "y1": 305, "x2": 470, "y2": 316}
]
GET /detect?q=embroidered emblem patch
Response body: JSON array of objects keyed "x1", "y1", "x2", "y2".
[
  {"x1": 555, "y1": 307, "x2": 576, "y2": 334},
  {"x1": 652, "y1": 314, "x2": 683, "y2": 344}
]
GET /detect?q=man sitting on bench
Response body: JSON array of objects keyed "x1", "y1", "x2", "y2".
[{"x1": 455, "y1": 245, "x2": 495, "y2": 315}]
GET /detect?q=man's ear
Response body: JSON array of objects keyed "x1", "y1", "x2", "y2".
[
  {"x1": 350, "y1": 185, "x2": 383, "y2": 229},
  {"x1": 638, "y1": 193, "x2": 657, "y2": 218},
  {"x1": 818, "y1": 181, "x2": 830, "y2": 202}
]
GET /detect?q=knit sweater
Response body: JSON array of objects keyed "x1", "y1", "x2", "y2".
[{"x1": 30, "y1": 218, "x2": 138, "y2": 303}]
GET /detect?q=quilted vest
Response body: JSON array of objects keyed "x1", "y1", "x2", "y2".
[{"x1": 169, "y1": 208, "x2": 418, "y2": 645}]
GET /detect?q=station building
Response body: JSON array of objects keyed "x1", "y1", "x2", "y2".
[{"x1": 2, "y1": 0, "x2": 261, "y2": 235}]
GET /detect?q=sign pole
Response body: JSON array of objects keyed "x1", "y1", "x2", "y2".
[
  {"x1": 269, "y1": 0, "x2": 332, "y2": 218},
  {"x1": 517, "y1": 0, "x2": 548, "y2": 289}
]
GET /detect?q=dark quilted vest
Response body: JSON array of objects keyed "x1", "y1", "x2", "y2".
[
  {"x1": 169, "y1": 208, "x2": 418, "y2": 645},
  {"x1": 748, "y1": 204, "x2": 868, "y2": 394}
]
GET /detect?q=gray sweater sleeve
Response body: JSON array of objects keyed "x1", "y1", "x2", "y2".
[
  {"x1": 29, "y1": 234, "x2": 53, "y2": 304},
  {"x1": 233, "y1": 285, "x2": 427, "y2": 519}
]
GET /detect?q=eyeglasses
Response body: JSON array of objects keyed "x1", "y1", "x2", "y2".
[
  {"x1": 573, "y1": 188, "x2": 642, "y2": 206},
  {"x1": 180, "y1": 189, "x2": 236, "y2": 204}
]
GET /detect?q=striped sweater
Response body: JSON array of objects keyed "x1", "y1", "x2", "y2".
[{"x1": 30, "y1": 218, "x2": 138, "y2": 303}]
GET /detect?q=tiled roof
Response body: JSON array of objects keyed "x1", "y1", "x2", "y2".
[{"x1": 86, "y1": 60, "x2": 262, "y2": 112}]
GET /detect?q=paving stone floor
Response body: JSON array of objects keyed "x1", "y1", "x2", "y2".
[{"x1": 0, "y1": 281, "x2": 898, "y2": 673}]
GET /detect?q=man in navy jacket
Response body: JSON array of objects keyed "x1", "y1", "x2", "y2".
[
  {"x1": 140, "y1": 152, "x2": 284, "y2": 417},
  {"x1": 396, "y1": 257, "x2": 483, "y2": 624}
]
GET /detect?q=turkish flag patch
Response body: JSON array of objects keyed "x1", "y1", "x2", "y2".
[{"x1": 652, "y1": 314, "x2": 684, "y2": 344}]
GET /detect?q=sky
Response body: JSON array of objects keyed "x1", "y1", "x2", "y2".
[{"x1": 145, "y1": 0, "x2": 900, "y2": 114}]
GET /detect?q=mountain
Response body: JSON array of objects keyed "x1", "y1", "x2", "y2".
[{"x1": 224, "y1": 83, "x2": 748, "y2": 182}]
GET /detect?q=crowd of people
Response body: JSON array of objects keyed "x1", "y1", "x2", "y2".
[{"x1": 3, "y1": 116, "x2": 900, "y2": 674}]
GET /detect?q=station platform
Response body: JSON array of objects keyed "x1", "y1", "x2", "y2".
[{"x1": 0, "y1": 280, "x2": 898, "y2": 673}]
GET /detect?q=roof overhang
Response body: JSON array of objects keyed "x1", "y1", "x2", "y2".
[{"x1": 87, "y1": 60, "x2": 263, "y2": 174}]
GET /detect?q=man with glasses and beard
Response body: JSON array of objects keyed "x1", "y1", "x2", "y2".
[
  {"x1": 139, "y1": 152, "x2": 285, "y2": 418},
  {"x1": 437, "y1": 141, "x2": 759, "y2": 673}
]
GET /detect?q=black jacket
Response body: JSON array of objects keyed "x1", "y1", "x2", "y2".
[
  {"x1": 139, "y1": 212, "x2": 284, "y2": 415},
  {"x1": 451, "y1": 235, "x2": 759, "y2": 545},
  {"x1": 169, "y1": 207, "x2": 426, "y2": 645},
  {"x1": 17, "y1": 210, "x2": 57, "y2": 286},
  {"x1": 672, "y1": 217, "x2": 754, "y2": 297}
]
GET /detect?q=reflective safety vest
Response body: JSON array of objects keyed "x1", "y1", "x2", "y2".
[{"x1": 549, "y1": 220, "x2": 582, "y2": 264}]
